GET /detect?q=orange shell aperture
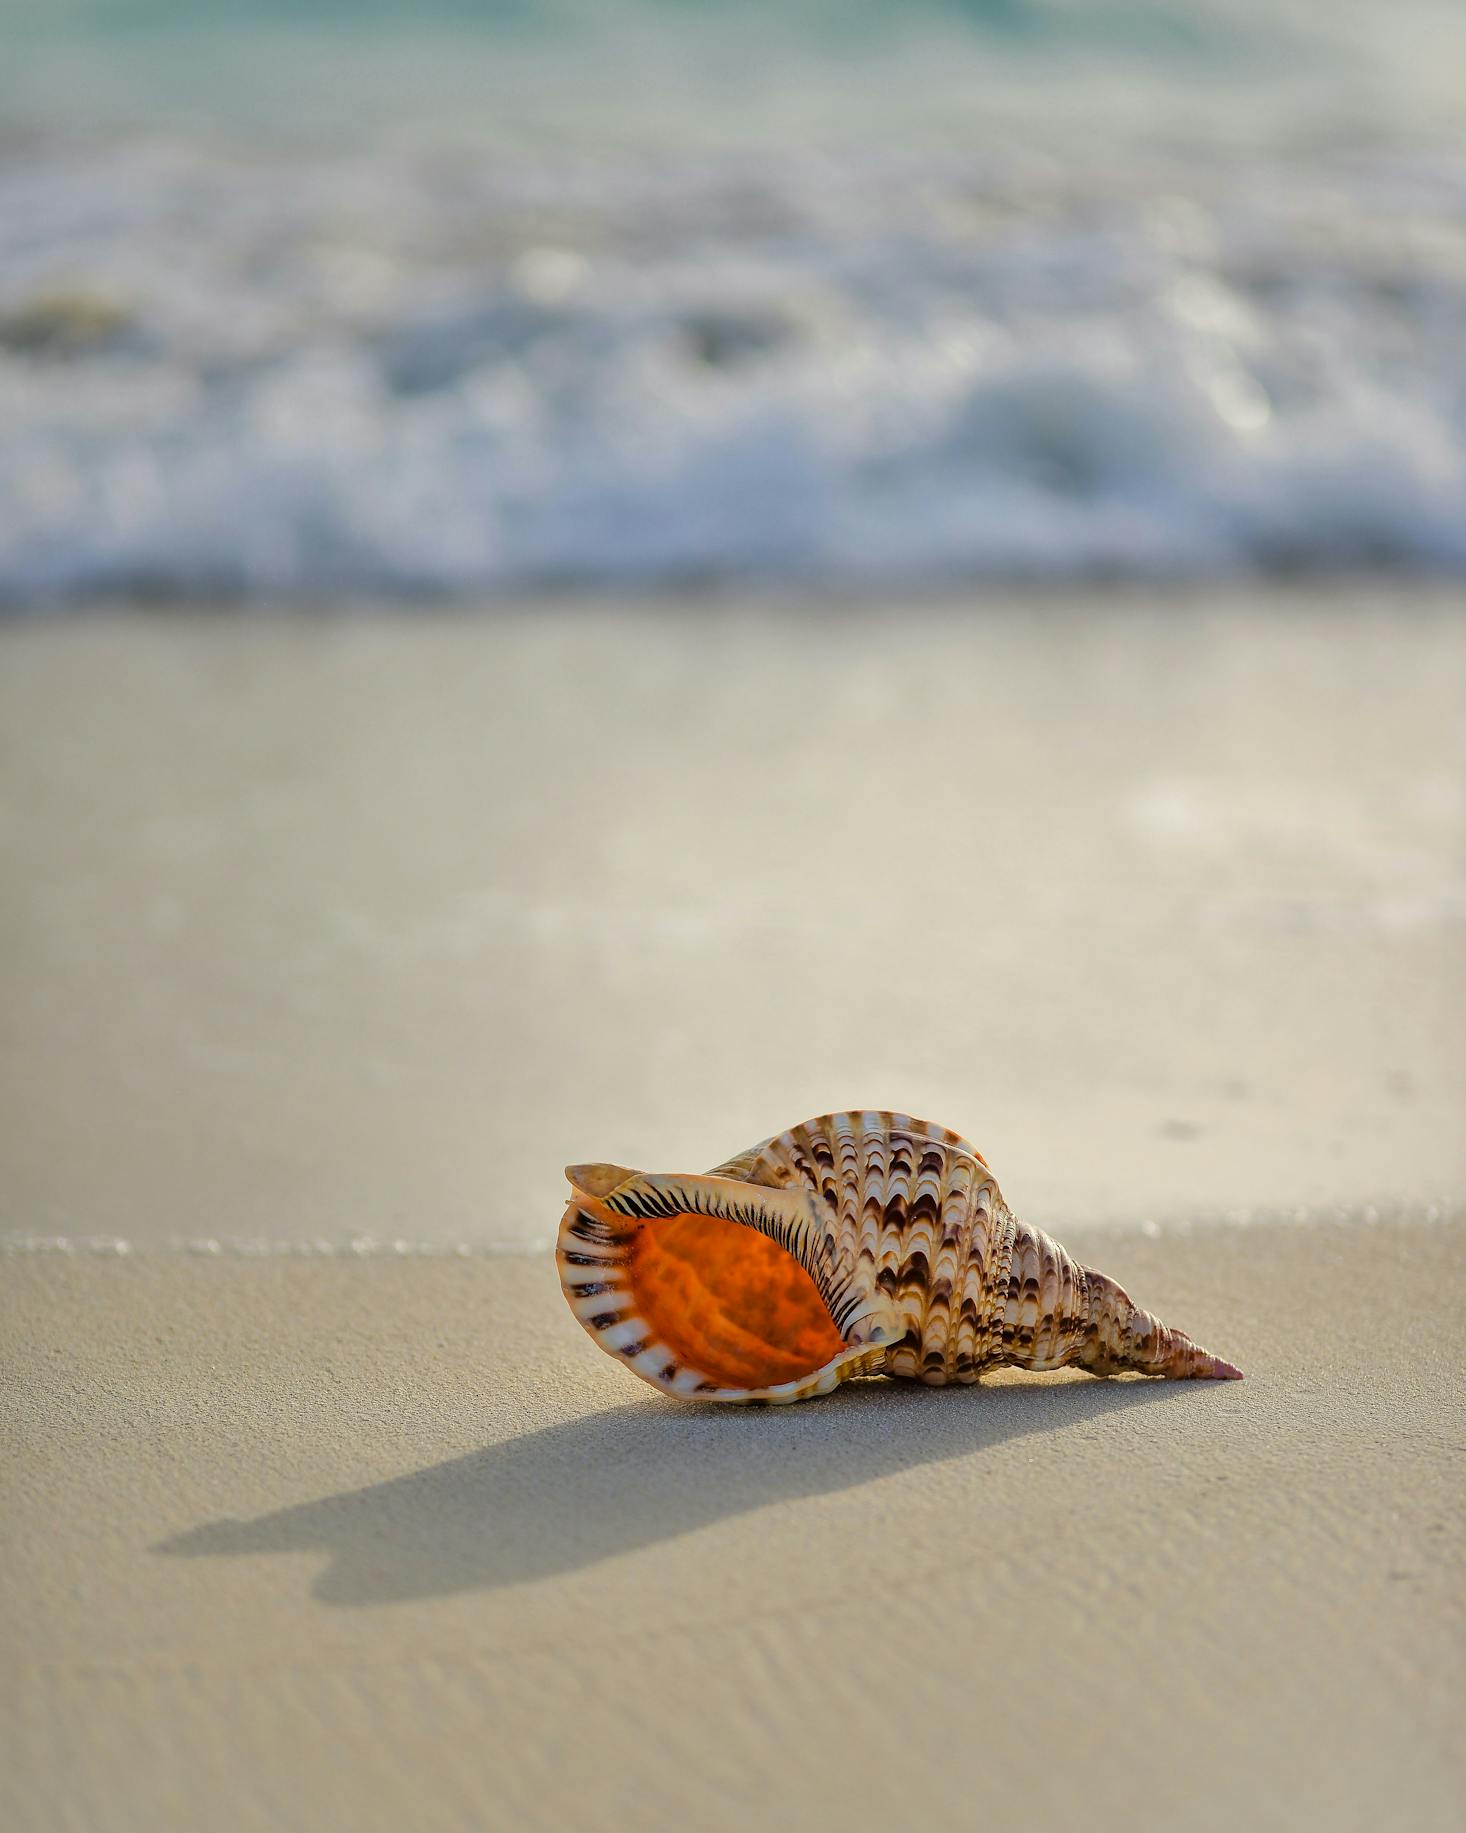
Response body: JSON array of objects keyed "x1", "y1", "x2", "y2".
[{"x1": 627, "y1": 1208, "x2": 844, "y2": 1390}]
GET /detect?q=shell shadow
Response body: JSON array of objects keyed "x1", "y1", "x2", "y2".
[{"x1": 156, "y1": 1377, "x2": 1198, "y2": 1606}]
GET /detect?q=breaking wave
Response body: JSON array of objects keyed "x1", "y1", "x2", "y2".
[{"x1": 2, "y1": 1, "x2": 1464, "y2": 599}]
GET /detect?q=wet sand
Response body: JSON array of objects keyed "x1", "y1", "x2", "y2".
[{"x1": 1, "y1": 589, "x2": 1463, "y2": 1253}]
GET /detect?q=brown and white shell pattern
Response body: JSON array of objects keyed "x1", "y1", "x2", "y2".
[{"x1": 558, "y1": 1110, "x2": 1241, "y2": 1403}]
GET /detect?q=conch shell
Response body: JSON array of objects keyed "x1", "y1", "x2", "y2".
[{"x1": 558, "y1": 1111, "x2": 1241, "y2": 1402}]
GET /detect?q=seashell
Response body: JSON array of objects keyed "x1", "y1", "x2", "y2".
[{"x1": 557, "y1": 1111, "x2": 1241, "y2": 1403}]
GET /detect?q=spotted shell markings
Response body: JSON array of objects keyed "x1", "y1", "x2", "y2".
[{"x1": 556, "y1": 1111, "x2": 1242, "y2": 1404}]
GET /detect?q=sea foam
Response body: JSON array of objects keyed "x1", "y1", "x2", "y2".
[{"x1": 2, "y1": 7, "x2": 1464, "y2": 599}]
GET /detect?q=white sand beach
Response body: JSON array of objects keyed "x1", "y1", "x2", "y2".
[{"x1": 3, "y1": 590, "x2": 1464, "y2": 1831}]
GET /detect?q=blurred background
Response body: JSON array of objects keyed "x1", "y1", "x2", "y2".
[
  {"x1": 1, "y1": 0, "x2": 1463, "y2": 1250},
  {"x1": 4, "y1": 0, "x2": 1466, "y2": 597}
]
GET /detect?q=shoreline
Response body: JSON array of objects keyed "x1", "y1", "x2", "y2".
[
  {"x1": 4, "y1": 573, "x2": 1464, "y2": 622},
  {"x1": 3, "y1": 1194, "x2": 1463, "y2": 1262}
]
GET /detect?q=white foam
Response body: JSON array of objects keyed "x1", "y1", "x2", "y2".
[
  {"x1": 1, "y1": 114, "x2": 1464, "y2": 600},
  {"x1": 0, "y1": 1233, "x2": 554, "y2": 1259},
  {"x1": 1, "y1": 1205, "x2": 1457, "y2": 1260}
]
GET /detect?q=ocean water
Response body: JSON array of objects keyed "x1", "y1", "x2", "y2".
[{"x1": 2, "y1": 0, "x2": 1465, "y2": 600}]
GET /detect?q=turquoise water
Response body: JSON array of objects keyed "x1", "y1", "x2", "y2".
[
  {"x1": 0, "y1": 0, "x2": 1321, "y2": 44},
  {"x1": 7, "y1": 0, "x2": 1459, "y2": 149},
  {"x1": 2, "y1": 2, "x2": 1464, "y2": 598}
]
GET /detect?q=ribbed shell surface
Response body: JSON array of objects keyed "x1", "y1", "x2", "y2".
[{"x1": 711, "y1": 1110, "x2": 1094, "y2": 1383}]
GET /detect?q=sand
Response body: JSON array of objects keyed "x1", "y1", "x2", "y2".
[
  {"x1": 5, "y1": 1221, "x2": 1464, "y2": 1833},
  {"x1": 1, "y1": 588, "x2": 1463, "y2": 1252},
  {"x1": 2, "y1": 588, "x2": 1464, "y2": 1829}
]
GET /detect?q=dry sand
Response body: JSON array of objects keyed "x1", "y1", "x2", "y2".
[
  {"x1": 4, "y1": 1222, "x2": 1464, "y2": 1833},
  {"x1": 2, "y1": 589, "x2": 1464, "y2": 1830}
]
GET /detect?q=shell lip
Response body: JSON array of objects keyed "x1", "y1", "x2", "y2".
[
  {"x1": 686, "y1": 1339, "x2": 891, "y2": 1406},
  {"x1": 557, "y1": 1183, "x2": 900, "y2": 1404}
]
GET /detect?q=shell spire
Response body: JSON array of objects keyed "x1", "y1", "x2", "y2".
[
  {"x1": 557, "y1": 1111, "x2": 1241, "y2": 1403},
  {"x1": 989, "y1": 1220, "x2": 1243, "y2": 1380},
  {"x1": 1076, "y1": 1266, "x2": 1242, "y2": 1380}
]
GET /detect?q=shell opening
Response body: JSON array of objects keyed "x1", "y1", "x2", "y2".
[{"x1": 628, "y1": 1211, "x2": 846, "y2": 1391}]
